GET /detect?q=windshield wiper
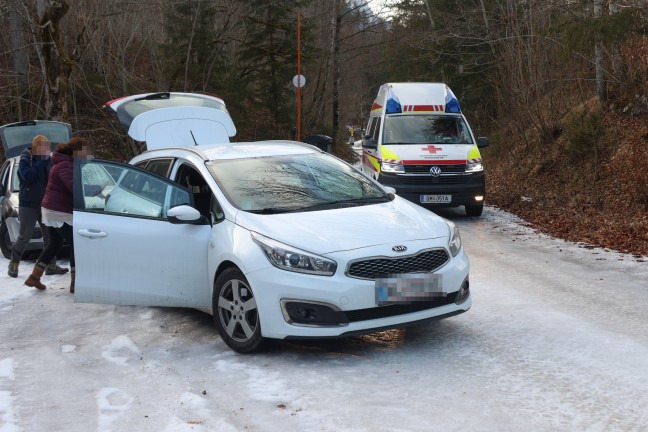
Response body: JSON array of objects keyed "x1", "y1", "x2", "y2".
[
  {"x1": 296, "y1": 196, "x2": 390, "y2": 212},
  {"x1": 246, "y1": 207, "x2": 295, "y2": 214}
]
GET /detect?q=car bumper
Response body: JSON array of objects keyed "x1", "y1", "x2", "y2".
[
  {"x1": 378, "y1": 172, "x2": 485, "y2": 207},
  {"x1": 245, "y1": 248, "x2": 471, "y2": 339}
]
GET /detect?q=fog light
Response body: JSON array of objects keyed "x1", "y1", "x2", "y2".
[
  {"x1": 455, "y1": 279, "x2": 470, "y2": 305},
  {"x1": 282, "y1": 300, "x2": 349, "y2": 326},
  {"x1": 474, "y1": 195, "x2": 484, "y2": 202}
]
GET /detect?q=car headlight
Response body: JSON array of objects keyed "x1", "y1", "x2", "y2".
[
  {"x1": 381, "y1": 161, "x2": 404, "y2": 173},
  {"x1": 251, "y1": 232, "x2": 337, "y2": 276},
  {"x1": 447, "y1": 221, "x2": 462, "y2": 257},
  {"x1": 465, "y1": 159, "x2": 483, "y2": 173}
]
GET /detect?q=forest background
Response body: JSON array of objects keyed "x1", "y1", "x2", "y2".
[{"x1": 1, "y1": 0, "x2": 647, "y2": 256}]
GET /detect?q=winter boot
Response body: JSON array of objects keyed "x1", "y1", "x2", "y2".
[
  {"x1": 25, "y1": 262, "x2": 47, "y2": 290},
  {"x1": 45, "y1": 263, "x2": 69, "y2": 275},
  {"x1": 70, "y1": 268, "x2": 75, "y2": 294},
  {"x1": 8, "y1": 261, "x2": 19, "y2": 278}
]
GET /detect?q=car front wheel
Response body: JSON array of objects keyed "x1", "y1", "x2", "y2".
[
  {"x1": 213, "y1": 267, "x2": 264, "y2": 353},
  {"x1": 0, "y1": 220, "x2": 13, "y2": 259}
]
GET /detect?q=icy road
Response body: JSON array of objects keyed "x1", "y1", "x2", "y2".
[{"x1": 1, "y1": 206, "x2": 647, "y2": 432}]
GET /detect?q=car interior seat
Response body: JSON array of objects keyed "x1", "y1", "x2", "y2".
[{"x1": 182, "y1": 169, "x2": 212, "y2": 218}]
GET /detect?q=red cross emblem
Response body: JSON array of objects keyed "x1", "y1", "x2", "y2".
[{"x1": 422, "y1": 145, "x2": 442, "y2": 154}]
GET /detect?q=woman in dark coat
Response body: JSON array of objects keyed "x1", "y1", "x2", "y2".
[{"x1": 25, "y1": 137, "x2": 90, "y2": 292}]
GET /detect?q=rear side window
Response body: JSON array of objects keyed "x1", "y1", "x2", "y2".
[{"x1": 137, "y1": 158, "x2": 174, "y2": 178}]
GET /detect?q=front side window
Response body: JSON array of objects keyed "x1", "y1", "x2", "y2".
[
  {"x1": 11, "y1": 163, "x2": 19, "y2": 192},
  {"x1": 373, "y1": 118, "x2": 382, "y2": 143},
  {"x1": 75, "y1": 160, "x2": 191, "y2": 219},
  {"x1": 208, "y1": 153, "x2": 389, "y2": 213},
  {"x1": 382, "y1": 115, "x2": 473, "y2": 145},
  {"x1": 0, "y1": 163, "x2": 9, "y2": 195}
]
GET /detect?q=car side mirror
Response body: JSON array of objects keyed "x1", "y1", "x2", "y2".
[
  {"x1": 477, "y1": 137, "x2": 489, "y2": 148},
  {"x1": 167, "y1": 205, "x2": 207, "y2": 225},
  {"x1": 383, "y1": 186, "x2": 396, "y2": 201},
  {"x1": 363, "y1": 135, "x2": 377, "y2": 149}
]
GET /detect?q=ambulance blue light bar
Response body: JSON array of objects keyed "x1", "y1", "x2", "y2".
[
  {"x1": 445, "y1": 86, "x2": 461, "y2": 113},
  {"x1": 385, "y1": 88, "x2": 402, "y2": 113}
]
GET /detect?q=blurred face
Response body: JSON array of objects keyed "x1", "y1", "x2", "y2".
[
  {"x1": 73, "y1": 145, "x2": 90, "y2": 160},
  {"x1": 32, "y1": 139, "x2": 50, "y2": 156}
]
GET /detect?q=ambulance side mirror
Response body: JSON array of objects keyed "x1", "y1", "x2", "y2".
[
  {"x1": 363, "y1": 135, "x2": 377, "y2": 149},
  {"x1": 477, "y1": 137, "x2": 489, "y2": 148}
]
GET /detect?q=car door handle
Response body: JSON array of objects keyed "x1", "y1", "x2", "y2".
[{"x1": 77, "y1": 228, "x2": 108, "y2": 239}]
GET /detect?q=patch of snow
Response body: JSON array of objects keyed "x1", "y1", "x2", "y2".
[{"x1": 101, "y1": 336, "x2": 141, "y2": 366}]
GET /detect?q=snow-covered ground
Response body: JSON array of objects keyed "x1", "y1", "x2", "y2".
[{"x1": 1, "y1": 206, "x2": 647, "y2": 431}]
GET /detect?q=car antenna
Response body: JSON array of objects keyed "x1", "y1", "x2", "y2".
[{"x1": 190, "y1": 130, "x2": 198, "y2": 146}]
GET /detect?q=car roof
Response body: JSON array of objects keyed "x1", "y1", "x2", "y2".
[{"x1": 130, "y1": 140, "x2": 322, "y2": 165}]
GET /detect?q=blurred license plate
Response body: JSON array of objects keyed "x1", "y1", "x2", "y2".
[
  {"x1": 375, "y1": 273, "x2": 445, "y2": 305},
  {"x1": 420, "y1": 195, "x2": 451, "y2": 203}
]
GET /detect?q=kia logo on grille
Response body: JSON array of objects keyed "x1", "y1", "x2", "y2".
[
  {"x1": 429, "y1": 166, "x2": 442, "y2": 177},
  {"x1": 392, "y1": 245, "x2": 408, "y2": 252}
]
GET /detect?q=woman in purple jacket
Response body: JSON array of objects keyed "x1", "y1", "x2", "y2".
[{"x1": 25, "y1": 137, "x2": 90, "y2": 292}]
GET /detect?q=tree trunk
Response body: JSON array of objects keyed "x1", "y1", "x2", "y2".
[
  {"x1": 593, "y1": 0, "x2": 607, "y2": 103},
  {"x1": 331, "y1": 0, "x2": 342, "y2": 145},
  {"x1": 9, "y1": 9, "x2": 29, "y2": 119},
  {"x1": 35, "y1": 0, "x2": 75, "y2": 121}
]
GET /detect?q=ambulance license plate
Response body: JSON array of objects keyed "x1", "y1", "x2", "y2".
[{"x1": 420, "y1": 195, "x2": 451, "y2": 203}]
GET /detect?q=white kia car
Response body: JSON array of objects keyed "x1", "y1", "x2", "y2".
[{"x1": 73, "y1": 93, "x2": 471, "y2": 353}]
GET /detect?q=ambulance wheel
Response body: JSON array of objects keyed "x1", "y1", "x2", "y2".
[{"x1": 465, "y1": 203, "x2": 483, "y2": 217}]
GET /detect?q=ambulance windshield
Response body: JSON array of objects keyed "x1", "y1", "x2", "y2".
[{"x1": 382, "y1": 115, "x2": 473, "y2": 145}]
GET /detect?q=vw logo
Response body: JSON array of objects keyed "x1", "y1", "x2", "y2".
[
  {"x1": 429, "y1": 166, "x2": 442, "y2": 177},
  {"x1": 392, "y1": 245, "x2": 408, "y2": 252}
]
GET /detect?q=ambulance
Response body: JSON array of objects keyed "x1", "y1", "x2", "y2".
[{"x1": 361, "y1": 83, "x2": 489, "y2": 216}]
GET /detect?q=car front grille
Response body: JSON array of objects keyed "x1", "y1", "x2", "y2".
[{"x1": 346, "y1": 248, "x2": 450, "y2": 280}]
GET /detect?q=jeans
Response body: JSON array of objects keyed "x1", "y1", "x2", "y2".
[
  {"x1": 38, "y1": 224, "x2": 74, "y2": 268},
  {"x1": 11, "y1": 207, "x2": 53, "y2": 264}
]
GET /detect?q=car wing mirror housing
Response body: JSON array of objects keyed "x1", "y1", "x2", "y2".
[
  {"x1": 383, "y1": 186, "x2": 396, "y2": 201},
  {"x1": 477, "y1": 137, "x2": 489, "y2": 148},
  {"x1": 363, "y1": 135, "x2": 377, "y2": 149},
  {"x1": 167, "y1": 205, "x2": 208, "y2": 225}
]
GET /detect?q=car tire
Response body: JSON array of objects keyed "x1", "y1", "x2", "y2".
[
  {"x1": 0, "y1": 220, "x2": 13, "y2": 260},
  {"x1": 212, "y1": 267, "x2": 265, "y2": 353},
  {"x1": 465, "y1": 203, "x2": 483, "y2": 217}
]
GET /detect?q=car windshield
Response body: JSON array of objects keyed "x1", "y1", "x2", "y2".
[
  {"x1": 382, "y1": 115, "x2": 473, "y2": 145},
  {"x1": 208, "y1": 153, "x2": 388, "y2": 213}
]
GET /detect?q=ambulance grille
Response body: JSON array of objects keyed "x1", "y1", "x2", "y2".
[
  {"x1": 399, "y1": 176, "x2": 471, "y2": 185},
  {"x1": 346, "y1": 249, "x2": 450, "y2": 280},
  {"x1": 404, "y1": 164, "x2": 465, "y2": 174}
]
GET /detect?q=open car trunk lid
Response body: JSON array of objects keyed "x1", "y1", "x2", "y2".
[
  {"x1": 0, "y1": 120, "x2": 72, "y2": 159},
  {"x1": 104, "y1": 92, "x2": 236, "y2": 150}
]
